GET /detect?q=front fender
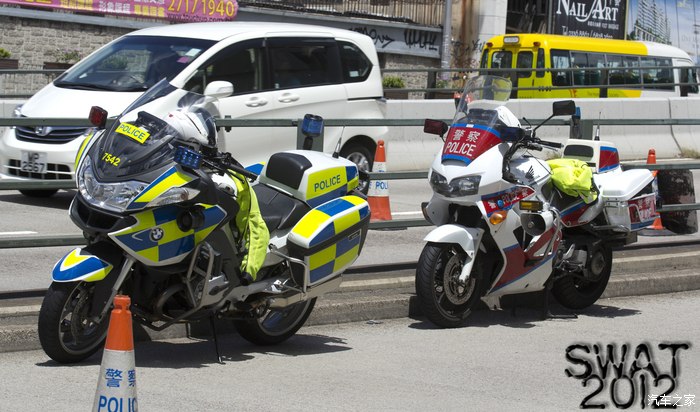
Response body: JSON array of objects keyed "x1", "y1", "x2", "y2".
[
  {"x1": 52, "y1": 247, "x2": 114, "y2": 282},
  {"x1": 424, "y1": 224, "x2": 485, "y2": 283},
  {"x1": 423, "y1": 224, "x2": 484, "y2": 258}
]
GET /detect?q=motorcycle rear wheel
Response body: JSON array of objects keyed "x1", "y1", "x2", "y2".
[
  {"x1": 38, "y1": 281, "x2": 110, "y2": 363},
  {"x1": 234, "y1": 298, "x2": 316, "y2": 345},
  {"x1": 415, "y1": 242, "x2": 484, "y2": 328},
  {"x1": 552, "y1": 245, "x2": 612, "y2": 309}
]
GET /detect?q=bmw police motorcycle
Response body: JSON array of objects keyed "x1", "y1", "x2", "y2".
[
  {"x1": 38, "y1": 79, "x2": 370, "y2": 363},
  {"x1": 416, "y1": 75, "x2": 660, "y2": 328}
]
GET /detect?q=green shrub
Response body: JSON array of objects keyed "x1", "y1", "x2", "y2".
[
  {"x1": 0, "y1": 48, "x2": 11, "y2": 59},
  {"x1": 382, "y1": 75, "x2": 405, "y2": 88}
]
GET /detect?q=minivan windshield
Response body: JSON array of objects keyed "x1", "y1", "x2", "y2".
[{"x1": 55, "y1": 35, "x2": 215, "y2": 92}]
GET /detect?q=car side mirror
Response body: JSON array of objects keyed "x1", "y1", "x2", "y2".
[
  {"x1": 424, "y1": 119, "x2": 449, "y2": 137},
  {"x1": 204, "y1": 81, "x2": 234, "y2": 98},
  {"x1": 552, "y1": 100, "x2": 576, "y2": 116}
]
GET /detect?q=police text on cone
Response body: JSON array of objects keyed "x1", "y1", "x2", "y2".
[
  {"x1": 368, "y1": 140, "x2": 392, "y2": 221},
  {"x1": 93, "y1": 295, "x2": 138, "y2": 412}
]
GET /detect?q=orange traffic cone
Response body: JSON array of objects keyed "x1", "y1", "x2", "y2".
[
  {"x1": 93, "y1": 295, "x2": 138, "y2": 412},
  {"x1": 646, "y1": 148, "x2": 665, "y2": 231},
  {"x1": 367, "y1": 140, "x2": 392, "y2": 221}
]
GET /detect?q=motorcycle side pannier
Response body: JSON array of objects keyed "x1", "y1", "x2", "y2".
[
  {"x1": 601, "y1": 169, "x2": 658, "y2": 231},
  {"x1": 287, "y1": 195, "x2": 370, "y2": 287}
]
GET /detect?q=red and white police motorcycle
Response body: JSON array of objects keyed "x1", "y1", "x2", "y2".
[{"x1": 416, "y1": 75, "x2": 659, "y2": 327}]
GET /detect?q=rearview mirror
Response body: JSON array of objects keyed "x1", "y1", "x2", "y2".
[
  {"x1": 204, "y1": 81, "x2": 234, "y2": 98},
  {"x1": 424, "y1": 119, "x2": 449, "y2": 136},
  {"x1": 552, "y1": 100, "x2": 576, "y2": 116},
  {"x1": 500, "y1": 126, "x2": 525, "y2": 142}
]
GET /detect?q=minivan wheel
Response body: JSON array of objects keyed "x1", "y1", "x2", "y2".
[
  {"x1": 19, "y1": 189, "x2": 58, "y2": 198},
  {"x1": 340, "y1": 143, "x2": 374, "y2": 194}
]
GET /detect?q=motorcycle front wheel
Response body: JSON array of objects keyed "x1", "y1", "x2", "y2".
[
  {"x1": 415, "y1": 242, "x2": 484, "y2": 328},
  {"x1": 38, "y1": 281, "x2": 110, "y2": 363},
  {"x1": 234, "y1": 298, "x2": 316, "y2": 345}
]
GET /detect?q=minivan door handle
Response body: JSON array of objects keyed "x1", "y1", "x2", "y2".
[
  {"x1": 245, "y1": 97, "x2": 268, "y2": 107},
  {"x1": 278, "y1": 93, "x2": 300, "y2": 103}
]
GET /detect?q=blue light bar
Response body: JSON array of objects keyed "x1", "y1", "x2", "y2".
[{"x1": 174, "y1": 146, "x2": 202, "y2": 169}]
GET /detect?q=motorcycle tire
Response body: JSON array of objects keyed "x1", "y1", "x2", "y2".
[
  {"x1": 415, "y1": 242, "x2": 485, "y2": 328},
  {"x1": 234, "y1": 298, "x2": 316, "y2": 345},
  {"x1": 552, "y1": 245, "x2": 612, "y2": 310},
  {"x1": 38, "y1": 281, "x2": 110, "y2": 364}
]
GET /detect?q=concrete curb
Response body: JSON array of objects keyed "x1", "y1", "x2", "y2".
[{"x1": 1, "y1": 249, "x2": 700, "y2": 354}]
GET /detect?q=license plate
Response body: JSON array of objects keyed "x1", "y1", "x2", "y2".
[{"x1": 20, "y1": 151, "x2": 47, "y2": 174}]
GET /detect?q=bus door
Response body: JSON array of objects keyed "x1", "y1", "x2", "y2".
[{"x1": 515, "y1": 50, "x2": 535, "y2": 98}]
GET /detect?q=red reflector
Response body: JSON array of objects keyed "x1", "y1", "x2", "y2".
[{"x1": 89, "y1": 106, "x2": 108, "y2": 128}]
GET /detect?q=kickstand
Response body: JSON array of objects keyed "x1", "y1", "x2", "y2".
[
  {"x1": 542, "y1": 283, "x2": 578, "y2": 320},
  {"x1": 210, "y1": 316, "x2": 223, "y2": 364}
]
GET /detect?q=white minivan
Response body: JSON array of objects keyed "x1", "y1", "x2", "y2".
[{"x1": 0, "y1": 22, "x2": 387, "y2": 196}]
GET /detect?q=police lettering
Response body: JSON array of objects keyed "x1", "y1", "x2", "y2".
[
  {"x1": 97, "y1": 396, "x2": 137, "y2": 412},
  {"x1": 445, "y1": 141, "x2": 476, "y2": 157},
  {"x1": 314, "y1": 174, "x2": 341, "y2": 192}
]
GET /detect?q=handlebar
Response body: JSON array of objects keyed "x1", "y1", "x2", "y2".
[{"x1": 538, "y1": 140, "x2": 563, "y2": 149}]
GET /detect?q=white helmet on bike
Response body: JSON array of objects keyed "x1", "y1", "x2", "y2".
[
  {"x1": 495, "y1": 106, "x2": 521, "y2": 128},
  {"x1": 163, "y1": 109, "x2": 215, "y2": 146}
]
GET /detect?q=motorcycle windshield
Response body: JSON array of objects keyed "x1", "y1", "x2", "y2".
[
  {"x1": 91, "y1": 79, "x2": 212, "y2": 180},
  {"x1": 442, "y1": 75, "x2": 512, "y2": 165}
]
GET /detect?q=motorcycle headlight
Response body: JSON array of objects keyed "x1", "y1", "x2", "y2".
[
  {"x1": 78, "y1": 157, "x2": 147, "y2": 212},
  {"x1": 146, "y1": 187, "x2": 200, "y2": 208},
  {"x1": 430, "y1": 171, "x2": 481, "y2": 197}
]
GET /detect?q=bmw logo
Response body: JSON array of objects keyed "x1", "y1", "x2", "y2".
[{"x1": 150, "y1": 227, "x2": 164, "y2": 242}]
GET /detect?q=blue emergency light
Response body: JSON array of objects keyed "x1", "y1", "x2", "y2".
[
  {"x1": 174, "y1": 146, "x2": 202, "y2": 169},
  {"x1": 301, "y1": 114, "x2": 324, "y2": 138}
]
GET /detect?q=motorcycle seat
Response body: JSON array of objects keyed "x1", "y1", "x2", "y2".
[{"x1": 253, "y1": 183, "x2": 310, "y2": 231}]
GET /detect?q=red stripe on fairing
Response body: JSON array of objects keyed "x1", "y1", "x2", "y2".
[
  {"x1": 560, "y1": 201, "x2": 591, "y2": 227},
  {"x1": 599, "y1": 146, "x2": 619, "y2": 172},
  {"x1": 492, "y1": 227, "x2": 559, "y2": 290}
]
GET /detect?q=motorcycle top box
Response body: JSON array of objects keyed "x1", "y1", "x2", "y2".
[{"x1": 257, "y1": 150, "x2": 360, "y2": 208}]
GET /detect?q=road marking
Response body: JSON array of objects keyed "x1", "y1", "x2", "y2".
[
  {"x1": 391, "y1": 211, "x2": 423, "y2": 216},
  {"x1": 0, "y1": 231, "x2": 37, "y2": 236}
]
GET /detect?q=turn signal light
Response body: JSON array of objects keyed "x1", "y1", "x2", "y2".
[
  {"x1": 89, "y1": 106, "x2": 108, "y2": 128},
  {"x1": 489, "y1": 210, "x2": 507, "y2": 225}
]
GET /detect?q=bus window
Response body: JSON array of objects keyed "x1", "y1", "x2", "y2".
[
  {"x1": 680, "y1": 67, "x2": 699, "y2": 96},
  {"x1": 491, "y1": 51, "x2": 512, "y2": 75},
  {"x1": 586, "y1": 53, "x2": 605, "y2": 85},
  {"x1": 623, "y1": 55, "x2": 640, "y2": 85},
  {"x1": 536, "y1": 48, "x2": 545, "y2": 78},
  {"x1": 571, "y1": 52, "x2": 587, "y2": 85},
  {"x1": 608, "y1": 55, "x2": 625, "y2": 85},
  {"x1": 516, "y1": 51, "x2": 533, "y2": 78},
  {"x1": 480, "y1": 49, "x2": 488, "y2": 68},
  {"x1": 641, "y1": 57, "x2": 673, "y2": 90},
  {"x1": 551, "y1": 49, "x2": 571, "y2": 86}
]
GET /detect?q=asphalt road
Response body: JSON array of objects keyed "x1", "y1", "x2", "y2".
[{"x1": 0, "y1": 290, "x2": 698, "y2": 411}]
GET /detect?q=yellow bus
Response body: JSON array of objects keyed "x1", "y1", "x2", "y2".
[{"x1": 480, "y1": 34, "x2": 700, "y2": 98}]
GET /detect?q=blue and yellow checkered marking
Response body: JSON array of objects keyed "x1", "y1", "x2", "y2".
[
  {"x1": 111, "y1": 204, "x2": 226, "y2": 265},
  {"x1": 308, "y1": 230, "x2": 362, "y2": 283},
  {"x1": 52, "y1": 248, "x2": 113, "y2": 282},
  {"x1": 127, "y1": 166, "x2": 194, "y2": 211},
  {"x1": 291, "y1": 196, "x2": 369, "y2": 248}
]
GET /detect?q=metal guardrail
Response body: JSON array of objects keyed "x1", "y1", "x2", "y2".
[{"x1": 1, "y1": 116, "x2": 699, "y2": 248}]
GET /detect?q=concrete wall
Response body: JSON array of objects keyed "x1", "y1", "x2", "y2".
[{"x1": 381, "y1": 97, "x2": 700, "y2": 171}]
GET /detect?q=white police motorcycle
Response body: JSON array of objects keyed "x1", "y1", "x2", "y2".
[{"x1": 416, "y1": 75, "x2": 659, "y2": 327}]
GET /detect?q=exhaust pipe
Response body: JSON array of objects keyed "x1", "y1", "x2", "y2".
[{"x1": 267, "y1": 276, "x2": 343, "y2": 308}]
